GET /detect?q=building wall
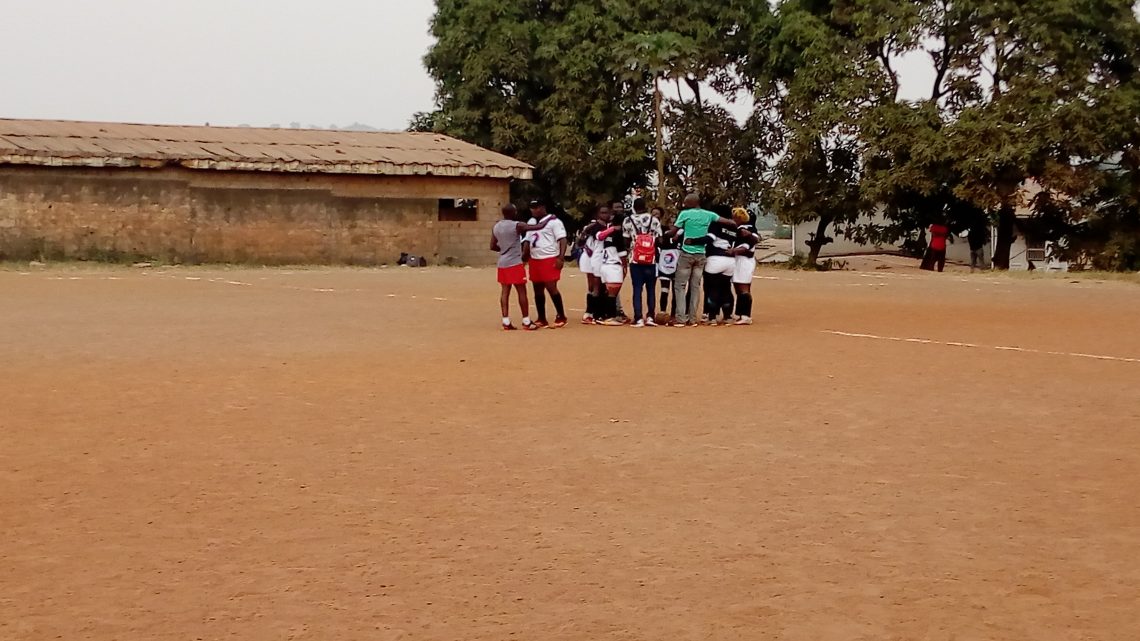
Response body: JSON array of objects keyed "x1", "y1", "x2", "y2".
[{"x1": 0, "y1": 166, "x2": 511, "y2": 265}]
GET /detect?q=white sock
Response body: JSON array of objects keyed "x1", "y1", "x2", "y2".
[
  {"x1": 502, "y1": 317, "x2": 511, "y2": 326},
  {"x1": 522, "y1": 317, "x2": 532, "y2": 326}
]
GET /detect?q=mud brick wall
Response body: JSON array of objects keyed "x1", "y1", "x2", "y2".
[{"x1": 0, "y1": 165, "x2": 511, "y2": 265}]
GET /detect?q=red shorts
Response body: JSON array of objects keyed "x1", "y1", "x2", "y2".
[
  {"x1": 528, "y1": 256, "x2": 562, "y2": 283},
  {"x1": 497, "y1": 263, "x2": 527, "y2": 285}
]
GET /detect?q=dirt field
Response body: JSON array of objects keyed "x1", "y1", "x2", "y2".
[{"x1": 3, "y1": 263, "x2": 1138, "y2": 641}]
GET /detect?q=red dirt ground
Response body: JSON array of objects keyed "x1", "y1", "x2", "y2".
[{"x1": 2, "y1": 264, "x2": 1138, "y2": 641}]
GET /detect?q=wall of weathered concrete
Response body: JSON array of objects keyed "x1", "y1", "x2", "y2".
[{"x1": 0, "y1": 166, "x2": 510, "y2": 265}]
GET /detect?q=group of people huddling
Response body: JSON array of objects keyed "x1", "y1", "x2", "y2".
[{"x1": 491, "y1": 193, "x2": 759, "y2": 331}]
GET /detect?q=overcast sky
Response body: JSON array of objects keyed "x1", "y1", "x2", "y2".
[
  {"x1": 1, "y1": 0, "x2": 439, "y2": 130},
  {"x1": 2, "y1": 1, "x2": 952, "y2": 131}
]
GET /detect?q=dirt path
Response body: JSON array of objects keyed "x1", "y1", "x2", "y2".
[{"x1": 3, "y1": 265, "x2": 1138, "y2": 640}]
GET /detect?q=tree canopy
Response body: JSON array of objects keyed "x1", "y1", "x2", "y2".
[{"x1": 422, "y1": 0, "x2": 1140, "y2": 269}]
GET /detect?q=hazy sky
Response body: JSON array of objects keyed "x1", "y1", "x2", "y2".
[
  {"x1": 1, "y1": 0, "x2": 439, "y2": 130},
  {"x1": 2, "y1": 1, "x2": 947, "y2": 130}
]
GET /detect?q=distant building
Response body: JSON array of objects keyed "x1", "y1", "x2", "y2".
[{"x1": 0, "y1": 119, "x2": 532, "y2": 265}]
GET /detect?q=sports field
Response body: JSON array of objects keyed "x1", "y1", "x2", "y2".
[{"x1": 3, "y1": 263, "x2": 1138, "y2": 640}]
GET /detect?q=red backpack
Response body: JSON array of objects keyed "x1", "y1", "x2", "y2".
[{"x1": 630, "y1": 218, "x2": 657, "y2": 265}]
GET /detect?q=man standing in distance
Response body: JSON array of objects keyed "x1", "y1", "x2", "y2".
[
  {"x1": 668, "y1": 193, "x2": 735, "y2": 327},
  {"x1": 524, "y1": 200, "x2": 569, "y2": 328}
]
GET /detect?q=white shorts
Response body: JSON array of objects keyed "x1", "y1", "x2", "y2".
[
  {"x1": 705, "y1": 255, "x2": 736, "y2": 276},
  {"x1": 733, "y1": 257, "x2": 756, "y2": 284},
  {"x1": 578, "y1": 253, "x2": 594, "y2": 275},
  {"x1": 600, "y1": 263, "x2": 624, "y2": 285}
]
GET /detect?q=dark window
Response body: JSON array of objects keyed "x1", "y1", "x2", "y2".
[{"x1": 438, "y1": 198, "x2": 478, "y2": 222}]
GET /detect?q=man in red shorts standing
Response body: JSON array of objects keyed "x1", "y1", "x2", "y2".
[
  {"x1": 491, "y1": 204, "x2": 552, "y2": 331},
  {"x1": 524, "y1": 200, "x2": 569, "y2": 328}
]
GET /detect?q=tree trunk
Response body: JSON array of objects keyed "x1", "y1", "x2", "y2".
[
  {"x1": 654, "y1": 78, "x2": 666, "y2": 204},
  {"x1": 805, "y1": 215, "x2": 834, "y2": 267},
  {"x1": 992, "y1": 201, "x2": 1016, "y2": 270}
]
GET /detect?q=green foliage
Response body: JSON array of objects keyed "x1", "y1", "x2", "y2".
[
  {"x1": 407, "y1": 111, "x2": 440, "y2": 133},
  {"x1": 663, "y1": 101, "x2": 761, "y2": 208},
  {"x1": 425, "y1": 0, "x2": 652, "y2": 214},
  {"x1": 422, "y1": 0, "x2": 1140, "y2": 268}
]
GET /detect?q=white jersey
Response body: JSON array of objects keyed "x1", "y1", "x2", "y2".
[{"x1": 525, "y1": 215, "x2": 567, "y2": 260}]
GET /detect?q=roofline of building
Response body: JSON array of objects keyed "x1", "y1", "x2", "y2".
[
  {"x1": 0, "y1": 118, "x2": 534, "y2": 181},
  {"x1": 0, "y1": 153, "x2": 533, "y2": 180}
]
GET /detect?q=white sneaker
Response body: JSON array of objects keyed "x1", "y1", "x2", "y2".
[
  {"x1": 734, "y1": 316, "x2": 753, "y2": 326},
  {"x1": 632, "y1": 320, "x2": 645, "y2": 328},
  {"x1": 645, "y1": 318, "x2": 657, "y2": 327}
]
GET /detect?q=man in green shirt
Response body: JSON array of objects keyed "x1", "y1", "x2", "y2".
[{"x1": 667, "y1": 193, "x2": 737, "y2": 326}]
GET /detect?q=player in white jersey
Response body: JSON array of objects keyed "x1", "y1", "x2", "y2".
[{"x1": 524, "y1": 200, "x2": 569, "y2": 328}]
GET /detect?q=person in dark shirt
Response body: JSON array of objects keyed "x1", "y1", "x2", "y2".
[
  {"x1": 731, "y1": 207, "x2": 759, "y2": 325},
  {"x1": 968, "y1": 219, "x2": 990, "y2": 271},
  {"x1": 594, "y1": 207, "x2": 628, "y2": 325},
  {"x1": 655, "y1": 207, "x2": 681, "y2": 321},
  {"x1": 575, "y1": 205, "x2": 609, "y2": 324},
  {"x1": 609, "y1": 199, "x2": 629, "y2": 321},
  {"x1": 703, "y1": 218, "x2": 738, "y2": 325}
]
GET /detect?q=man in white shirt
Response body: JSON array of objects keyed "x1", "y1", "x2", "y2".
[{"x1": 524, "y1": 200, "x2": 569, "y2": 328}]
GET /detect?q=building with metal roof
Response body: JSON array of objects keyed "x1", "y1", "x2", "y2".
[{"x1": 0, "y1": 119, "x2": 532, "y2": 265}]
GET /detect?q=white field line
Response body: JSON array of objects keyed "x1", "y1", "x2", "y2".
[{"x1": 823, "y1": 330, "x2": 1139, "y2": 364}]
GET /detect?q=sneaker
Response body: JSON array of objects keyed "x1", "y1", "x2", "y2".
[
  {"x1": 632, "y1": 320, "x2": 645, "y2": 328},
  {"x1": 645, "y1": 318, "x2": 657, "y2": 327},
  {"x1": 522, "y1": 321, "x2": 540, "y2": 331},
  {"x1": 581, "y1": 316, "x2": 596, "y2": 325},
  {"x1": 552, "y1": 317, "x2": 568, "y2": 329},
  {"x1": 502, "y1": 324, "x2": 518, "y2": 331},
  {"x1": 599, "y1": 318, "x2": 625, "y2": 327},
  {"x1": 734, "y1": 316, "x2": 753, "y2": 326},
  {"x1": 533, "y1": 320, "x2": 549, "y2": 329}
]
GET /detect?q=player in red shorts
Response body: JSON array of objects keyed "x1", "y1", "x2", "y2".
[
  {"x1": 491, "y1": 204, "x2": 553, "y2": 331},
  {"x1": 523, "y1": 200, "x2": 569, "y2": 328}
]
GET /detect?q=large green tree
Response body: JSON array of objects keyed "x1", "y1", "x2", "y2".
[{"x1": 425, "y1": 0, "x2": 652, "y2": 212}]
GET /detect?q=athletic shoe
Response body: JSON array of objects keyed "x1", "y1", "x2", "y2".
[
  {"x1": 503, "y1": 324, "x2": 518, "y2": 331},
  {"x1": 522, "y1": 322, "x2": 540, "y2": 331},
  {"x1": 645, "y1": 318, "x2": 657, "y2": 327},
  {"x1": 632, "y1": 320, "x2": 645, "y2": 328},
  {"x1": 734, "y1": 316, "x2": 753, "y2": 326},
  {"x1": 600, "y1": 318, "x2": 625, "y2": 327},
  {"x1": 552, "y1": 317, "x2": 568, "y2": 329},
  {"x1": 581, "y1": 316, "x2": 596, "y2": 325},
  {"x1": 533, "y1": 320, "x2": 549, "y2": 329}
]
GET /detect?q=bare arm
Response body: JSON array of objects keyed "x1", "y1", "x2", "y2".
[
  {"x1": 556, "y1": 237, "x2": 568, "y2": 269},
  {"x1": 516, "y1": 218, "x2": 552, "y2": 234},
  {"x1": 490, "y1": 233, "x2": 500, "y2": 253}
]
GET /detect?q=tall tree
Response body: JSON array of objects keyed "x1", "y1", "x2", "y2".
[
  {"x1": 425, "y1": 0, "x2": 652, "y2": 212},
  {"x1": 757, "y1": 0, "x2": 889, "y2": 265}
]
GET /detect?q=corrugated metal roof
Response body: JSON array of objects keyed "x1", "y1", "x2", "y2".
[{"x1": 0, "y1": 118, "x2": 533, "y2": 180}]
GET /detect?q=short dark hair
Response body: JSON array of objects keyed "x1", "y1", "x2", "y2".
[{"x1": 633, "y1": 197, "x2": 647, "y2": 212}]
